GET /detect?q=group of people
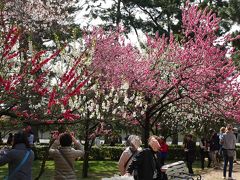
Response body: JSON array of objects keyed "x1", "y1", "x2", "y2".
[
  {"x1": 184, "y1": 124, "x2": 237, "y2": 180},
  {"x1": 0, "y1": 124, "x2": 237, "y2": 180},
  {"x1": 119, "y1": 124, "x2": 237, "y2": 180},
  {"x1": 0, "y1": 128, "x2": 84, "y2": 180},
  {"x1": 118, "y1": 135, "x2": 169, "y2": 180},
  {"x1": 198, "y1": 128, "x2": 224, "y2": 170}
]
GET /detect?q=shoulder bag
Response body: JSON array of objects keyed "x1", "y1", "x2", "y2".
[
  {"x1": 124, "y1": 151, "x2": 137, "y2": 169},
  {"x1": 4, "y1": 150, "x2": 30, "y2": 180}
]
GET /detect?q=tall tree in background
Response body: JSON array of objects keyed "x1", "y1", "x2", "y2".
[
  {"x1": 1, "y1": 0, "x2": 83, "y2": 51},
  {"x1": 82, "y1": 0, "x2": 240, "y2": 67},
  {"x1": 82, "y1": 0, "x2": 183, "y2": 38}
]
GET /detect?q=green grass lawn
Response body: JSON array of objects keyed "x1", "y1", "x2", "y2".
[
  {"x1": 0, "y1": 160, "x2": 119, "y2": 180},
  {"x1": 0, "y1": 160, "x2": 203, "y2": 179}
]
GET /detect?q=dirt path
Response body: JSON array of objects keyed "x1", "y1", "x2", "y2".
[{"x1": 200, "y1": 162, "x2": 240, "y2": 180}]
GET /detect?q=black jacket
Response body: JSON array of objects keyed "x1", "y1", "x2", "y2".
[
  {"x1": 185, "y1": 140, "x2": 196, "y2": 162},
  {"x1": 127, "y1": 148, "x2": 162, "y2": 180},
  {"x1": 209, "y1": 133, "x2": 220, "y2": 151}
]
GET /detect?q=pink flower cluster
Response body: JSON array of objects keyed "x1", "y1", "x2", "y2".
[{"x1": 89, "y1": 3, "x2": 240, "y2": 121}]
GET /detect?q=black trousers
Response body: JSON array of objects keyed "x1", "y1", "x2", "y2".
[
  {"x1": 200, "y1": 151, "x2": 211, "y2": 169},
  {"x1": 187, "y1": 161, "x2": 194, "y2": 174}
]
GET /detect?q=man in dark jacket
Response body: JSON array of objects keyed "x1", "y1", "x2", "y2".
[
  {"x1": 209, "y1": 130, "x2": 220, "y2": 168},
  {"x1": 126, "y1": 135, "x2": 162, "y2": 180},
  {"x1": 184, "y1": 134, "x2": 196, "y2": 174}
]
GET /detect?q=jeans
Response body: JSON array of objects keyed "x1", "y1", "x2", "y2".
[{"x1": 223, "y1": 153, "x2": 234, "y2": 177}]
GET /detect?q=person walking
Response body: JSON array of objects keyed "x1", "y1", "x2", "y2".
[
  {"x1": 184, "y1": 134, "x2": 196, "y2": 174},
  {"x1": 49, "y1": 132, "x2": 84, "y2": 180},
  {"x1": 118, "y1": 135, "x2": 142, "y2": 175},
  {"x1": 0, "y1": 131, "x2": 34, "y2": 180},
  {"x1": 221, "y1": 124, "x2": 236, "y2": 180},
  {"x1": 126, "y1": 135, "x2": 162, "y2": 180}
]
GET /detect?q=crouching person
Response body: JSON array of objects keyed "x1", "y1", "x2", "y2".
[{"x1": 49, "y1": 133, "x2": 84, "y2": 180}]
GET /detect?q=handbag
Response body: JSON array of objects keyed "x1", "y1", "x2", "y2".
[{"x1": 4, "y1": 150, "x2": 30, "y2": 180}]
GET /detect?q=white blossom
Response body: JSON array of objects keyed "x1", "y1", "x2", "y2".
[
  {"x1": 133, "y1": 112, "x2": 136, "y2": 117},
  {"x1": 124, "y1": 96, "x2": 129, "y2": 105},
  {"x1": 112, "y1": 109, "x2": 117, "y2": 114}
]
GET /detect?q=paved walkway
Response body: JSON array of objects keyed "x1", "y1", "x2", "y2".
[{"x1": 200, "y1": 162, "x2": 240, "y2": 180}]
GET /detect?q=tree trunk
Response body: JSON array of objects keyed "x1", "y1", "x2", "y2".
[
  {"x1": 82, "y1": 118, "x2": 90, "y2": 178},
  {"x1": 171, "y1": 133, "x2": 178, "y2": 145},
  {"x1": 116, "y1": 0, "x2": 121, "y2": 27},
  {"x1": 19, "y1": 30, "x2": 28, "y2": 62},
  {"x1": 35, "y1": 140, "x2": 54, "y2": 180},
  {"x1": 143, "y1": 111, "x2": 150, "y2": 147},
  {"x1": 32, "y1": 125, "x2": 39, "y2": 143},
  {"x1": 82, "y1": 139, "x2": 90, "y2": 178}
]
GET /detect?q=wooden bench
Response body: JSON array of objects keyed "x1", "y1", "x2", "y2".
[{"x1": 161, "y1": 161, "x2": 202, "y2": 180}]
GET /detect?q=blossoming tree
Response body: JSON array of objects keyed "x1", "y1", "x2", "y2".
[
  {"x1": 0, "y1": 21, "x2": 89, "y2": 125},
  {"x1": 0, "y1": 16, "x2": 91, "y2": 178},
  {"x1": 88, "y1": 3, "x2": 240, "y2": 146}
]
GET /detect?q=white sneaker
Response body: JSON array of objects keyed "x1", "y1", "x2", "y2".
[
  {"x1": 228, "y1": 177, "x2": 235, "y2": 180},
  {"x1": 222, "y1": 177, "x2": 226, "y2": 179}
]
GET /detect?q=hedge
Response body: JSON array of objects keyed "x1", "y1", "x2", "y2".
[{"x1": 32, "y1": 145, "x2": 240, "y2": 161}]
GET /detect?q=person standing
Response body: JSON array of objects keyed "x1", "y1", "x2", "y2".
[
  {"x1": 199, "y1": 137, "x2": 211, "y2": 170},
  {"x1": 184, "y1": 134, "x2": 196, "y2": 174},
  {"x1": 24, "y1": 127, "x2": 38, "y2": 160},
  {"x1": 126, "y1": 135, "x2": 162, "y2": 180},
  {"x1": 209, "y1": 129, "x2": 220, "y2": 168},
  {"x1": 118, "y1": 135, "x2": 142, "y2": 175},
  {"x1": 221, "y1": 124, "x2": 236, "y2": 180},
  {"x1": 219, "y1": 127, "x2": 226, "y2": 158},
  {"x1": 27, "y1": 130, "x2": 34, "y2": 148},
  {"x1": 49, "y1": 133, "x2": 84, "y2": 180},
  {"x1": 233, "y1": 127, "x2": 238, "y2": 163},
  {"x1": 0, "y1": 131, "x2": 34, "y2": 180},
  {"x1": 157, "y1": 136, "x2": 169, "y2": 167}
]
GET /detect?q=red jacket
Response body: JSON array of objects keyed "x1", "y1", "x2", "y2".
[{"x1": 160, "y1": 142, "x2": 169, "y2": 153}]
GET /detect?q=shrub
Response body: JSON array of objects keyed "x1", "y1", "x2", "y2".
[{"x1": 20, "y1": 145, "x2": 240, "y2": 161}]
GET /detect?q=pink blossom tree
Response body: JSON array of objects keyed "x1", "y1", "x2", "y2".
[
  {"x1": 88, "y1": 3, "x2": 240, "y2": 146},
  {"x1": 0, "y1": 18, "x2": 91, "y2": 178}
]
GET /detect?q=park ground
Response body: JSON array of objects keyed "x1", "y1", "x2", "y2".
[
  {"x1": 201, "y1": 161, "x2": 240, "y2": 180},
  {"x1": 0, "y1": 160, "x2": 239, "y2": 179}
]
